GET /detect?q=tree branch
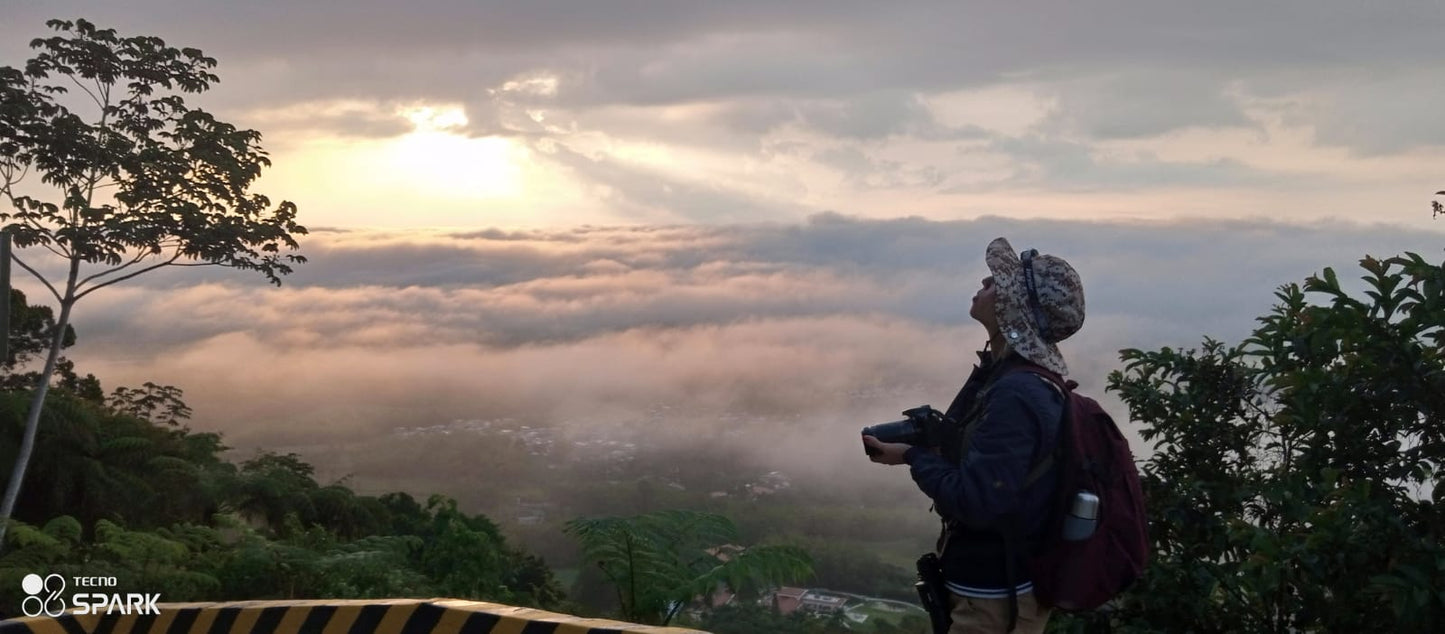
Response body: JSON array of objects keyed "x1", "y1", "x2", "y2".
[
  {"x1": 67, "y1": 72, "x2": 104, "y2": 110},
  {"x1": 37, "y1": 242, "x2": 68, "y2": 260},
  {"x1": 624, "y1": 531, "x2": 638, "y2": 621},
  {"x1": 0, "y1": 162, "x2": 32, "y2": 194},
  {"x1": 74, "y1": 252, "x2": 186, "y2": 300},
  {"x1": 77, "y1": 247, "x2": 153, "y2": 287},
  {"x1": 13, "y1": 213, "x2": 72, "y2": 261},
  {"x1": 9, "y1": 254, "x2": 63, "y2": 304}
]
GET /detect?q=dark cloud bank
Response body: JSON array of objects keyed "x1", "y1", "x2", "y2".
[
  {"x1": 5, "y1": 215, "x2": 1433, "y2": 505},
  {"x1": 5, "y1": 2, "x2": 1442, "y2": 160}
]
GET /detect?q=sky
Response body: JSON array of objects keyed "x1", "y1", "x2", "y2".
[
  {"x1": 2, "y1": 2, "x2": 1444, "y2": 499},
  {"x1": 4, "y1": 1, "x2": 1444, "y2": 229}
]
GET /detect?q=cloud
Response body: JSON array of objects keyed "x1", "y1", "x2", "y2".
[
  {"x1": 1037, "y1": 71, "x2": 1256, "y2": 140},
  {"x1": 41, "y1": 214, "x2": 1440, "y2": 423},
  {"x1": 7, "y1": 2, "x2": 1442, "y2": 230},
  {"x1": 7, "y1": 213, "x2": 1428, "y2": 516},
  {"x1": 1301, "y1": 69, "x2": 1445, "y2": 155},
  {"x1": 810, "y1": 146, "x2": 947, "y2": 190},
  {"x1": 534, "y1": 141, "x2": 809, "y2": 223},
  {"x1": 240, "y1": 100, "x2": 415, "y2": 139},
  {"x1": 10, "y1": 2, "x2": 1439, "y2": 137},
  {"x1": 963, "y1": 134, "x2": 1287, "y2": 192}
]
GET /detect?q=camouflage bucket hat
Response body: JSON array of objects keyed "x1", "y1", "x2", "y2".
[{"x1": 985, "y1": 237, "x2": 1085, "y2": 375}]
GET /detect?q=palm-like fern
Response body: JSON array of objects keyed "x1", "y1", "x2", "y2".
[{"x1": 564, "y1": 509, "x2": 812, "y2": 625}]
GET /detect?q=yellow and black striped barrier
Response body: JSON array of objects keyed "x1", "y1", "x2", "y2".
[{"x1": 0, "y1": 599, "x2": 707, "y2": 634}]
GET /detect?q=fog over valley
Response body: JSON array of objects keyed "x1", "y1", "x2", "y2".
[{"x1": 10, "y1": 214, "x2": 1435, "y2": 541}]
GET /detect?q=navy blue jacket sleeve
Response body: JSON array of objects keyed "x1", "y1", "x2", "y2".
[{"x1": 904, "y1": 372, "x2": 1061, "y2": 528}]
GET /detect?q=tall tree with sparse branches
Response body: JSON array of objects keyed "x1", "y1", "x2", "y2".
[{"x1": 0, "y1": 19, "x2": 306, "y2": 545}]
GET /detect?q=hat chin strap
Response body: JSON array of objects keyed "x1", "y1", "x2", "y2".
[{"x1": 982, "y1": 333, "x2": 1011, "y2": 361}]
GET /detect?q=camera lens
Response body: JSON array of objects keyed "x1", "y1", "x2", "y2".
[{"x1": 861, "y1": 418, "x2": 920, "y2": 455}]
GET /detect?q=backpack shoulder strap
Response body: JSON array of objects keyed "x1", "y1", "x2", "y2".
[
  {"x1": 1022, "y1": 449, "x2": 1056, "y2": 489},
  {"x1": 1004, "y1": 361, "x2": 1074, "y2": 392},
  {"x1": 1001, "y1": 363, "x2": 1071, "y2": 491}
]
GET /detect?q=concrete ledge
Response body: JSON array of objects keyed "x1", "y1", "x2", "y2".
[{"x1": 0, "y1": 598, "x2": 708, "y2": 634}]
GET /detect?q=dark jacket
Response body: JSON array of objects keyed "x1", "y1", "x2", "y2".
[{"x1": 902, "y1": 352, "x2": 1063, "y2": 591}]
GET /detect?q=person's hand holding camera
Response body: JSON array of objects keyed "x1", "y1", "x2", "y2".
[{"x1": 862, "y1": 435, "x2": 913, "y2": 465}]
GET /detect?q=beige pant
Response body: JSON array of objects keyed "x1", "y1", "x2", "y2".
[{"x1": 947, "y1": 591, "x2": 1052, "y2": 634}]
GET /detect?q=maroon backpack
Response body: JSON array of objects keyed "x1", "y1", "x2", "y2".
[{"x1": 1014, "y1": 364, "x2": 1149, "y2": 611}]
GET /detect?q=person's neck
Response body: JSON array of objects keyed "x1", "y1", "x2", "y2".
[{"x1": 986, "y1": 331, "x2": 1007, "y2": 360}]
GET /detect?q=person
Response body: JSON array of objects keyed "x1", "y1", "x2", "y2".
[{"x1": 864, "y1": 237, "x2": 1085, "y2": 634}]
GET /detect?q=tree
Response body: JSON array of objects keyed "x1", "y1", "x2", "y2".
[
  {"x1": 0, "y1": 19, "x2": 305, "y2": 545},
  {"x1": 232, "y1": 452, "x2": 321, "y2": 533},
  {"x1": 416, "y1": 495, "x2": 509, "y2": 599},
  {"x1": 107, "y1": 382, "x2": 192, "y2": 427},
  {"x1": 782, "y1": 535, "x2": 913, "y2": 602},
  {"x1": 1, "y1": 289, "x2": 73, "y2": 386},
  {"x1": 564, "y1": 509, "x2": 813, "y2": 625},
  {"x1": 1099, "y1": 252, "x2": 1445, "y2": 632},
  {"x1": 0, "y1": 381, "x2": 226, "y2": 530},
  {"x1": 0, "y1": 288, "x2": 100, "y2": 399}
]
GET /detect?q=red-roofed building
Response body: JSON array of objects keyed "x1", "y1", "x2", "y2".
[
  {"x1": 771, "y1": 587, "x2": 848, "y2": 616},
  {"x1": 773, "y1": 587, "x2": 806, "y2": 615}
]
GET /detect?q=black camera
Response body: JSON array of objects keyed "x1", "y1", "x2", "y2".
[
  {"x1": 861, "y1": 405, "x2": 951, "y2": 457},
  {"x1": 915, "y1": 553, "x2": 952, "y2": 633}
]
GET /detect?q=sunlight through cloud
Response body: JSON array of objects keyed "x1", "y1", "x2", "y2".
[{"x1": 392, "y1": 104, "x2": 524, "y2": 199}]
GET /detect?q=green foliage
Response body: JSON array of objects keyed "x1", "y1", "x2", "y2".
[
  {"x1": 0, "y1": 290, "x2": 75, "y2": 385},
  {"x1": 785, "y1": 536, "x2": 913, "y2": 603},
  {"x1": 0, "y1": 289, "x2": 101, "y2": 400},
  {"x1": 1091, "y1": 251, "x2": 1445, "y2": 632},
  {"x1": 0, "y1": 385, "x2": 229, "y2": 529},
  {"x1": 0, "y1": 16, "x2": 308, "y2": 552},
  {"x1": 0, "y1": 516, "x2": 79, "y2": 571},
  {"x1": 565, "y1": 509, "x2": 813, "y2": 625},
  {"x1": 417, "y1": 495, "x2": 507, "y2": 598},
  {"x1": 230, "y1": 451, "x2": 320, "y2": 533},
  {"x1": 107, "y1": 382, "x2": 191, "y2": 427},
  {"x1": 699, "y1": 603, "x2": 851, "y2": 634},
  {"x1": 90, "y1": 519, "x2": 221, "y2": 600},
  {"x1": 0, "y1": 18, "x2": 306, "y2": 289},
  {"x1": 0, "y1": 367, "x2": 566, "y2": 615}
]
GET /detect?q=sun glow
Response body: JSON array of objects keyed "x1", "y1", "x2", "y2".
[
  {"x1": 249, "y1": 99, "x2": 610, "y2": 228},
  {"x1": 389, "y1": 105, "x2": 523, "y2": 199}
]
